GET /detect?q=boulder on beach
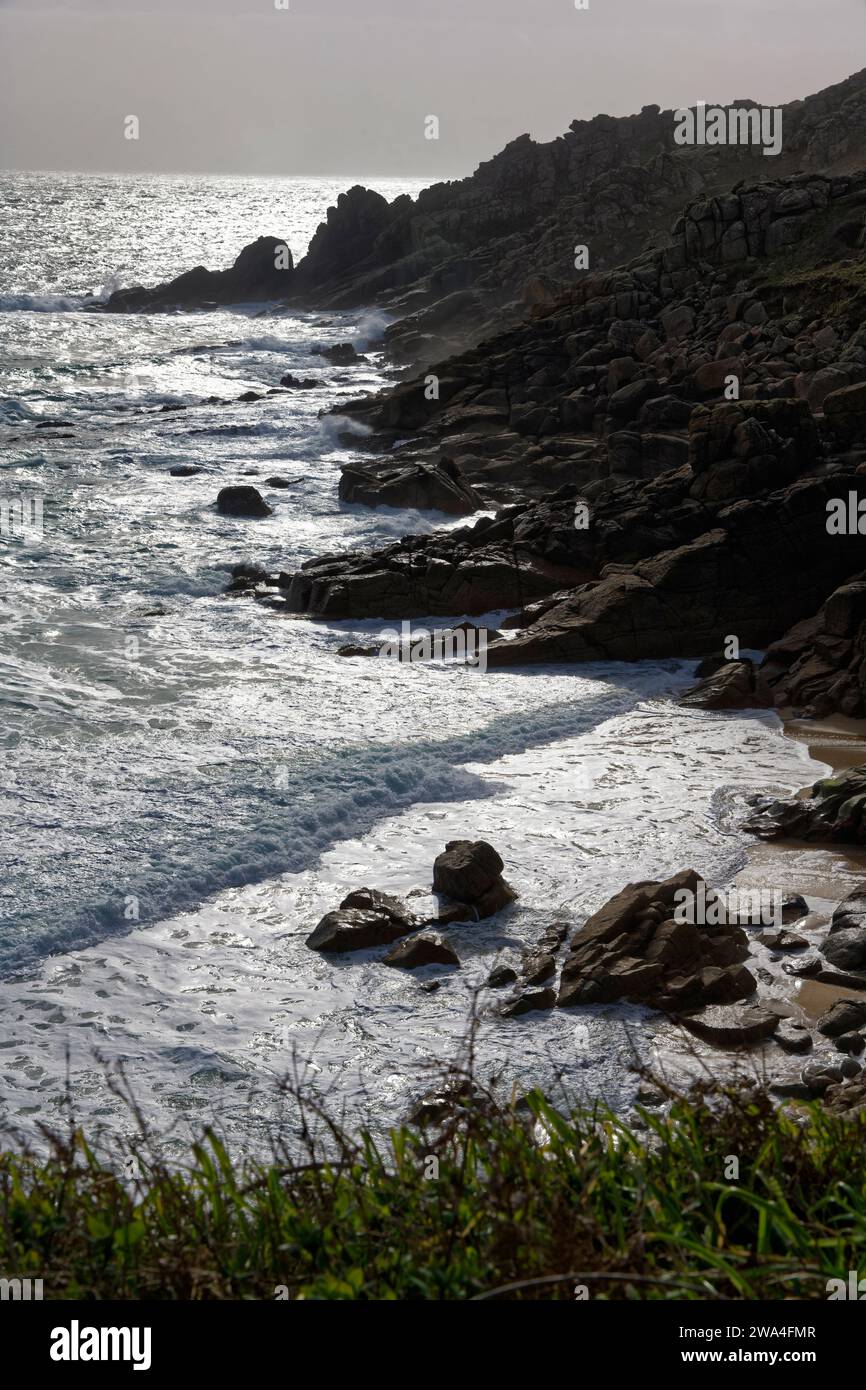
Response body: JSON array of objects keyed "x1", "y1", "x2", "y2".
[
  {"x1": 674, "y1": 1004, "x2": 781, "y2": 1048},
  {"x1": 816, "y1": 998, "x2": 866, "y2": 1037},
  {"x1": 557, "y1": 869, "x2": 756, "y2": 1013},
  {"x1": 743, "y1": 765, "x2": 866, "y2": 844},
  {"x1": 822, "y1": 887, "x2": 866, "y2": 970},
  {"x1": 679, "y1": 659, "x2": 774, "y2": 710}
]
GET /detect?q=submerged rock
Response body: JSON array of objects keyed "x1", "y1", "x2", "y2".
[{"x1": 313, "y1": 343, "x2": 363, "y2": 365}]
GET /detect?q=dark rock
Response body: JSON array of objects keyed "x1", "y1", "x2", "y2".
[
  {"x1": 432, "y1": 840, "x2": 516, "y2": 920},
  {"x1": 679, "y1": 660, "x2": 774, "y2": 710},
  {"x1": 336, "y1": 643, "x2": 378, "y2": 657},
  {"x1": 280, "y1": 374, "x2": 319, "y2": 388},
  {"x1": 383, "y1": 932, "x2": 459, "y2": 968},
  {"x1": 757, "y1": 929, "x2": 809, "y2": 950},
  {"x1": 216, "y1": 486, "x2": 272, "y2": 518},
  {"x1": 781, "y1": 893, "x2": 810, "y2": 923},
  {"x1": 339, "y1": 458, "x2": 480, "y2": 515},
  {"x1": 822, "y1": 885, "x2": 866, "y2": 969},
  {"x1": 675, "y1": 1005, "x2": 781, "y2": 1048},
  {"x1": 501, "y1": 987, "x2": 557, "y2": 1017},
  {"x1": 744, "y1": 765, "x2": 866, "y2": 844},
  {"x1": 306, "y1": 887, "x2": 416, "y2": 952},
  {"x1": 228, "y1": 562, "x2": 271, "y2": 585},
  {"x1": 800, "y1": 1062, "x2": 842, "y2": 1094},
  {"x1": 775, "y1": 1020, "x2": 814, "y2": 1054},
  {"x1": 408, "y1": 1078, "x2": 480, "y2": 1126},
  {"x1": 558, "y1": 869, "x2": 755, "y2": 1012},
  {"x1": 106, "y1": 236, "x2": 294, "y2": 312},
  {"x1": 487, "y1": 964, "x2": 518, "y2": 988},
  {"x1": 760, "y1": 575, "x2": 866, "y2": 718},
  {"x1": 169, "y1": 464, "x2": 203, "y2": 477},
  {"x1": 313, "y1": 342, "x2": 363, "y2": 365},
  {"x1": 522, "y1": 953, "x2": 556, "y2": 986},
  {"x1": 824, "y1": 381, "x2": 866, "y2": 442},
  {"x1": 816, "y1": 999, "x2": 866, "y2": 1037},
  {"x1": 834, "y1": 1030, "x2": 866, "y2": 1055}
]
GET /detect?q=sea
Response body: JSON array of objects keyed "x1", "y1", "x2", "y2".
[{"x1": 0, "y1": 170, "x2": 828, "y2": 1159}]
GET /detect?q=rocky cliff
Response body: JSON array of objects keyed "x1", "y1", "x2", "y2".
[
  {"x1": 270, "y1": 165, "x2": 866, "y2": 687},
  {"x1": 104, "y1": 69, "x2": 866, "y2": 370}
]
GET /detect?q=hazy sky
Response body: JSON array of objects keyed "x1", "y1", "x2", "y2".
[{"x1": 1, "y1": 0, "x2": 864, "y2": 177}]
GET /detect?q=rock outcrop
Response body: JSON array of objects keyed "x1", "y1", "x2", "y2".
[
  {"x1": 338, "y1": 458, "x2": 482, "y2": 515},
  {"x1": 289, "y1": 70, "x2": 866, "y2": 360},
  {"x1": 821, "y1": 886, "x2": 866, "y2": 970},
  {"x1": 432, "y1": 840, "x2": 516, "y2": 920},
  {"x1": 306, "y1": 888, "x2": 417, "y2": 953},
  {"x1": 106, "y1": 237, "x2": 294, "y2": 312},
  {"x1": 743, "y1": 765, "x2": 866, "y2": 844},
  {"x1": 101, "y1": 70, "x2": 866, "y2": 364},
  {"x1": 273, "y1": 166, "x2": 866, "y2": 662},
  {"x1": 760, "y1": 575, "x2": 866, "y2": 717},
  {"x1": 216, "y1": 485, "x2": 272, "y2": 518},
  {"x1": 557, "y1": 869, "x2": 756, "y2": 1013}
]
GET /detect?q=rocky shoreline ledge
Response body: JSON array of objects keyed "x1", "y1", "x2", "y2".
[{"x1": 301, "y1": 816, "x2": 866, "y2": 1118}]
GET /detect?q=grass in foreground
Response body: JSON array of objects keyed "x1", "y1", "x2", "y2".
[{"x1": 1, "y1": 1076, "x2": 864, "y2": 1300}]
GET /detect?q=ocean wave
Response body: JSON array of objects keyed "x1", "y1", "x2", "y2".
[{"x1": 0, "y1": 292, "x2": 96, "y2": 313}]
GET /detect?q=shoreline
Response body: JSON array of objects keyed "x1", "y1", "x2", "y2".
[{"x1": 729, "y1": 711, "x2": 866, "y2": 1022}]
